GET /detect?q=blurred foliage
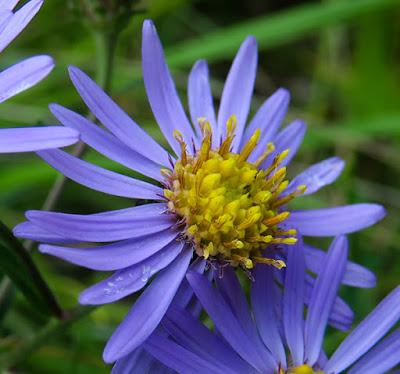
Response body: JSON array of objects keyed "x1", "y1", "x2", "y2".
[{"x1": 0, "y1": 0, "x2": 400, "y2": 372}]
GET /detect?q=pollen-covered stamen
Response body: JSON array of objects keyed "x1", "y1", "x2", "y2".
[{"x1": 164, "y1": 115, "x2": 306, "y2": 269}]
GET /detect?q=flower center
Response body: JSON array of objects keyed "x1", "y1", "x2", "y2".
[
  {"x1": 286, "y1": 365, "x2": 324, "y2": 374},
  {"x1": 163, "y1": 116, "x2": 306, "y2": 269}
]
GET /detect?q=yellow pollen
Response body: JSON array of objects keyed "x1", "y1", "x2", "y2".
[
  {"x1": 288, "y1": 365, "x2": 324, "y2": 374},
  {"x1": 164, "y1": 116, "x2": 303, "y2": 269}
]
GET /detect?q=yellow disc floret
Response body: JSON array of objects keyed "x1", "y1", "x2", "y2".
[
  {"x1": 286, "y1": 365, "x2": 324, "y2": 374},
  {"x1": 163, "y1": 116, "x2": 306, "y2": 270}
]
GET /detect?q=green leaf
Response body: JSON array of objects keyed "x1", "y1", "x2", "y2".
[
  {"x1": 165, "y1": 0, "x2": 400, "y2": 67},
  {"x1": 0, "y1": 221, "x2": 62, "y2": 318}
]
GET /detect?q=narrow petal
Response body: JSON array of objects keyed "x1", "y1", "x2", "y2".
[
  {"x1": 26, "y1": 204, "x2": 173, "y2": 242},
  {"x1": 0, "y1": 55, "x2": 54, "y2": 103},
  {"x1": 173, "y1": 259, "x2": 206, "y2": 309},
  {"x1": 283, "y1": 240, "x2": 306, "y2": 366},
  {"x1": 164, "y1": 306, "x2": 251, "y2": 373},
  {"x1": 142, "y1": 20, "x2": 195, "y2": 155},
  {"x1": 13, "y1": 221, "x2": 74, "y2": 244},
  {"x1": 0, "y1": 1, "x2": 20, "y2": 10},
  {"x1": 348, "y1": 329, "x2": 400, "y2": 374},
  {"x1": 286, "y1": 204, "x2": 386, "y2": 236},
  {"x1": 79, "y1": 241, "x2": 184, "y2": 305},
  {"x1": 260, "y1": 120, "x2": 306, "y2": 169},
  {"x1": 112, "y1": 348, "x2": 154, "y2": 374},
  {"x1": 0, "y1": 11, "x2": 12, "y2": 33},
  {"x1": 216, "y1": 267, "x2": 257, "y2": 339},
  {"x1": 251, "y1": 265, "x2": 286, "y2": 368},
  {"x1": 68, "y1": 66, "x2": 170, "y2": 166},
  {"x1": 304, "y1": 274, "x2": 354, "y2": 332},
  {"x1": 187, "y1": 272, "x2": 276, "y2": 373},
  {"x1": 324, "y1": 286, "x2": 400, "y2": 373},
  {"x1": 217, "y1": 36, "x2": 257, "y2": 151},
  {"x1": 245, "y1": 88, "x2": 290, "y2": 161},
  {"x1": 145, "y1": 332, "x2": 225, "y2": 374},
  {"x1": 37, "y1": 149, "x2": 162, "y2": 200},
  {"x1": 215, "y1": 267, "x2": 273, "y2": 366},
  {"x1": 274, "y1": 266, "x2": 354, "y2": 331},
  {"x1": 0, "y1": 127, "x2": 78, "y2": 153},
  {"x1": 304, "y1": 244, "x2": 376, "y2": 288},
  {"x1": 188, "y1": 60, "x2": 217, "y2": 144},
  {"x1": 39, "y1": 229, "x2": 178, "y2": 271},
  {"x1": 304, "y1": 236, "x2": 348, "y2": 365},
  {"x1": 49, "y1": 104, "x2": 163, "y2": 181},
  {"x1": 285, "y1": 157, "x2": 345, "y2": 196},
  {"x1": 103, "y1": 248, "x2": 192, "y2": 363},
  {"x1": 0, "y1": 0, "x2": 43, "y2": 53}
]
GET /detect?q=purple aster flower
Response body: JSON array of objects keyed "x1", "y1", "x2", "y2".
[
  {"x1": 0, "y1": 0, "x2": 78, "y2": 153},
  {"x1": 140, "y1": 235, "x2": 400, "y2": 374},
  {"x1": 14, "y1": 19, "x2": 385, "y2": 363}
]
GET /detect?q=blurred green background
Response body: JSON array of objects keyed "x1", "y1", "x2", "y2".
[{"x1": 0, "y1": 0, "x2": 399, "y2": 372}]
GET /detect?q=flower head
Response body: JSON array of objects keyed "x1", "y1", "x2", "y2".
[
  {"x1": 141, "y1": 236, "x2": 400, "y2": 374},
  {"x1": 0, "y1": 0, "x2": 78, "y2": 153},
  {"x1": 14, "y1": 19, "x2": 385, "y2": 363}
]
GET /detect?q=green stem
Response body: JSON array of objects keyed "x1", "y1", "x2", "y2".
[
  {"x1": 0, "y1": 220, "x2": 63, "y2": 319},
  {"x1": 0, "y1": 306, "x2": 96, "y2": 369}
]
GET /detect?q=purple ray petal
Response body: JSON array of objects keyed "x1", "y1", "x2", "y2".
[
  {"x1": 304, "y1": 236, "x2": 348, "y2": 365},
  {"x1": 26, "y1": 204, "x2": 173, "y2": 242},
  {"x1": 283, "y1": 240, "x2": 306, "y2": 366},
  {"x1": 264, "y1": 120, "x2": 306, "y2": 169},
  {"x1": 304, "y1": 274, "x2": 354, "y2": 331},
  {"x1": 251, "y1": 265, "x2": 286, "y2": 368},
  {"x1": 145, "y1": 332, "x2": 225, "y2": 374},
  {"x1": 0, "y1": 1, "x2": 20, "y2": 10},
  {"x1": 79, "y1": 241, "x2": 184, "y2": 305},
  {"x1": 187, "y1": 271, "x2": 276, "y2": 373},
  {"x1": 112, "y1": 348, "x2": 154, "y2": 374},
  {"x1": 215, "y1": 267, "x2": 273, "y2": 366},
  {"x1": 49, "y1": 104, "x2": 163, "y2": 181},
  {"x1": 324, "y1": 286, "x2": 400, "y2": 373},
  {"x1": 215, "y1": 267, "x2": 257, "y2": 339},
  {"x1": 304, "y1": 243, "x2": 376, "y2": 288},
  {"x1": 0, "y1": 127, "x2": 78, "y2": 153},
  {"x1": 68, "y1": 66, "x2": 170, "y2": 166},
  {"x1": 286, "y1": 204, "x2": 386, "y2": 237},
  {"x1": 0, "y1": 55, "x2": 54, "y2": 103},
  {"x1": 13, "y1": 221, "x2": 75, "y2": 244},
  {"x1": 274, "y1": 265, "x2": 354, "y2": 331},
  {"x1": 173, "y1": 259, "x2": 206, "y2": 309},
  {"x1": 188, "y1": 60, "x2": 217, "y2": 145},
  {"x1": 164, "y1": 306, "x2": 251, "y2": 373},
  {"x1": 348, "y1": 328, "x2": 400, "y2": 374},
  {"x1": 142, "y1": 20, "x2": 195, "y2": 156},
  {"x1": 39, "y1": 229, "x2": 178, "y2": 271},
  {"x1": 37, "y1": 149, "x2": 162, "y2": 200},
  {"x1": 285, "y1": 157, "x2": 345, "y2": 197},
  {"x1": 0, "y1": 0, "x2": 42, "y2": 53},
  {"x1": 103, "y1": 247, "x2": 192, "y2": 363},
  {"x1": 245, "y1": 88, "x2": 290, "y2": 161},
  {"x1": 0, "y1": 11, "x2": 12, "y2": 34},
  {"x1": 217, "y1": 36, "x2": 257, "y2": 151}
]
